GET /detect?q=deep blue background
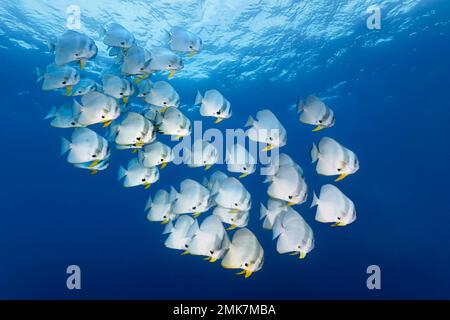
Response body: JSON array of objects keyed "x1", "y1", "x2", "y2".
[{"x1": 1, "y1": 2, "x2": 450, "y2": 299}]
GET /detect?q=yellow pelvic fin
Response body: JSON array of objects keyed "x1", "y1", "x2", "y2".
[
  {"x1": 287, "y1": 202, "x2": 297, "y2": 206},
  {"x1": 204, "y1": 164, "x2": 212, "y2": 171},
  {"x1": 88, "y1": 160, "x2": 100, "y2": 168},
  {"x1": 214, "y1": 117, "x2": 223, "y2": 124},
  {"x1": 335, "y1": 173, "x2": 348, "y2": 182},
  {"x1": 132, "y1": 149, "x2": 138, "y2": 154},
  {"x1": 79, "y1": 59, "x2": 86, "y2": 70},
  {"x1": 261, "y1": 144, "x2": 273, "y2": 152},
  {"x1": 312, "y1": 125, "x2": 324, "y2": 132},
  {"x1": 174, "y1": 135, "x2": 183, "y2": 140},
  {"x1": 236, "y1": 270, "x2": 246, "y2": 275},
  {"x1": 244, "y1": 270, "x2": 253, "y2": 278},
  {"x1": 160, "y1": 106, "x2": 168, "y2": 113},
  {"x1": 161, "y1": 219, "x2": 169, "y2": 225},
  {"x1": 168, "y1": 70, "x2": 176, "y2": 79},
  {"x1": 209, "y1": 257, "x2": 217, "y2": 263},
  {"x1": 226, "y1": 224, "x2": 237, "y2": 231},
  {"x1": 90, "y1": 170, "x2": 98, "y2": 175},
  {"x1": 102, "y1": 120, "x2": 112, "y2": 127},
  {"x1": 122, "y1": 96, "x2": 129, "y2": 104},
  {"x1": 160, "y1": 162, "x2": 168, "y2": 169},
  {"x1": 239, "y1": 172, "x2": 249, "y2": 179},
  {"x1": 65, "y1": 86, "x2": 73, "y2": 96},
  {"x1": 299, "y1": 252, "x2": 306, "y2": 259},
  {"x1": 228, "y1": 209, "x2": 239, "y2": 214},
  {"x1": 192, "y1": 212, "x2": 201, "y2": 218},
  {"x1": 144, "y1": 183, "x2": 151, "y2": 190},
  {"x1": 203, "y1": 257, "x2": 211, "y2": 261},
  {"x1": 181, "y1": 250, "x2": 190, "y2": 255},
  {"x1": 188, "y1": 51, "x2": 196, "y2": 58}
]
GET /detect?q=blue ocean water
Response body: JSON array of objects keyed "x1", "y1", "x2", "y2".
[{"x1": 1, "y1": 0, "x2": 450, "y2": 299}]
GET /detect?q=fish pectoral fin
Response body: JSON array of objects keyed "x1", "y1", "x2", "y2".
[
  {"x1": 335, "y1": 173, "x2": 348, "y2": 182},
  {"x1": 102, "y1": 120, "x2": 112, "y2": 127},
  {"x1": 214, "y1": 118, "x2": 223, "y2": 124},
  {"x1": 168, "y1": 70, "x2": 176, "y2": 79},
  {"x1": 181, "y1": 250, "x2": 190, "y2": 255},
  {"x1": 261, "y1": 144, "x2": 273, "y2": 152},
  {"x1": 226, "y1": 224, "x2": 237, "y2": 231},
  {"x1": 312, "y1": 125, "x2": 324, "y2": 132},
  {"x1": 239, "y1": 172, "x2": 249, "y2": 179},
  {"x1": 244, "y1": 270, "x2": 253, "y2": 278},
  {"x1": 192, "y1": 212, "x2": 201, "y2": 218},
  {"x1": 236, "y1": 270, "x2": 246, "y2": 275},
  {"x1": 88, "y1": 160, "x2": 100, "y2": 168}
]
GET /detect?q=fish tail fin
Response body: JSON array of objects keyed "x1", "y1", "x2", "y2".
[
  {"x1": 162, "y1": 220, "x2": 174, "y2": 234},
  {"x1": 60, "y1": 137, "x2": 71, "y2": 155},
  {"x1": 272, "y1": 219, "x2": 284, "y2": 240},
  {"x1": 202, "y1": 177, "x2": 209, "y2": 187},
  {"x1": 310, "y1": 143, "x2": 319, "y2": 163},
  {"x1": 46, "y1": 37, "x2": 56, "y2": 52},
  {"x1": 260, "y1": 203, "x2": 268, "y2": 220},
  {"x1": 35, "y1": 67, "x2": 43, "y2": 83},
  {"x1": 44, "y1": 106, "x2": 57, "y2": 120},
  {"x1": 99, "y1": 26, "x2": 107, "y2": 38},
  {"x1": 310, "y1": 192, "x2": 319, "y2": 208},
  {"x1": 262, "y1": 217, "x2": 273, "y2": 230},
  {"x1": 244, "y1": 115, "x2": 255, "y2": 127},
  {"x1": 144, "y1": 194, "x2": 152, "y2": 211},
  {"x1": 161, "y1": 29, "x2": 172, "y2": 44},
  {"x1": 263, "y1": 174, "x2": 273, "y2": 184},
  {"x1": 169, "y1": 186, "x2": 179, "y2": 203},
  {"x1": 118, "y1": 166, "x2": 127, "y2": 181},
  {"x1": 296, "y1": 97, "x2": 304, "y2": 113},
  {"x1": 194, "y1": 90, "x2": 203, "y2": 105}
]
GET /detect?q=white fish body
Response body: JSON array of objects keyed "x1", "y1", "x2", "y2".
[
  {"x1": 225, "y1": 143, "x2": 256, "y2": 178},
  {"x1": 45, "y1": 104, "x2": 83, "y2": 128},
  {"x1": 101, "y1": 74, "x2": 134, "y2": 100},
  {"x1": 245, "y1": 109, "x2": 286, "y2": 150},
  {"x1": 110, "y1": 112, "x2": 155, "y2": 149},
  {"x1": 187, "y1": 215, "x2": 230, "y2": 261},
  {"x1": 221, "y1": 228, "x2": 264, "y2": 278},
  {"x1": 186, "y1": 140, "x2": 219, "y2": 169},
  {"x1": 148, "y1": 47, "x2": 183, "y2": 76},
  {"x1": 260, "y1": 198, "x2": 289, "y2": 230},
  {"x1": 138, "y1": 141, "x2": 173, "y2": 168},
  {"x1": 212, "y1": 177, "x2": 251, "y2": 212},
  {"x1": 37, "y1": 64, "x2": 80, "y2": 92},
  {"x1": 167, "y1": 26, "x2": 203, "y2": 54},
  {"x1": 144, "y1": 81, "x2": 180, "y2": 109},
  {"x1": 156, "y1": 107, "x2": 191, "y2": 138},
  {"x1": 52, "y1": 30, "x2": 97, "y2": 66},
  {"x1": 272, "y1": 208, "x2": 314, "y2": 258},
  {"x1": 170, "y1": 179, "x2": 211, "y2": 216},
  {"x1": 297, "y1": 95, "x2": 335, "y2": 131},
  {"x1": 195, "y1": 89, "x2": 232, "y2": 122},
  {"x1": 203, "y1": 171, "x2": 228, "y2": 191},
  {"x1": 163, "y1": 215, "x2": 199, "y2": 250},
  {"x1": 69, "y1": 78, "x2": 97, "y2": 96},
  {"x1": 102, "y1": 23, "x2": 135, "y2": 49},
  {"x1": 145, "y1": 189, "x2": 175, "y2": 224},
  {"x1": 118, "y1": 158, "x2": 159, "y2": 188},
  {"x1": 121, "y1": 45, "x2": 152, "y2": 76},
  {"x1": 213, "y1": 206, "x2": 249, "y2": 229},
  {"x1": 136, "y1": 79, "x2": 153, "y2": 98},
  {"x1": 311, "y1": 137, "x2": 359, "y2": 181},
  {"x1": 311, "y1": 184, "x2": 356, "y2": 226},
  {"x1": 266, "y1": 163, "x2": 308, "y2": 205},
  {"x1": 60, "y1": 127, "x2": 109, "y2": 164},
  {"x1": 72, "y1": 91, "x2": 120, "y2": 126}
]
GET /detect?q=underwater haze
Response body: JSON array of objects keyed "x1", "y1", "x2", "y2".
[{"x1": 1, "y1": 0, "x2": 450, "y2": 299}]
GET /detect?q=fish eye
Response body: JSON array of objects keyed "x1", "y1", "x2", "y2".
[
  {"x1": 136, "y1": 137, "x2": 141, "y2": 141},
  {"x1": 163, "y1": 101, "x2": 167, "y2": 105},
  {"x1": 142, "y1": 178, "x2": 146, "y2": 182},
  {"x1": 209, "y1": 250, "x2": 214, "y2": 254},
  {"x1": 78, "y1": 91, "x2": 82, "y2": 94},
  {"x1": 243, "y1": 167, "x2": 247, "y2": 171},
  {"x1": 337, "y1": 168, "x2": 342, "y2": 172},
  {"x1": 168, "y1": 64, "x2": 172, "y2": 68},
  {"x1": 216, "y1": 111, "x2": 221, "y2": 115},
  {"x1": 318, "y1": 120, "x2": 323, "y2": 124},
  {"x1": 92, "y1": 154, "x2": 97, "y2": 158},
  {"x1": 119, "y1": 92, "x2": 123, "y2": 96},
  {"x1": 269, "y1": 137, "x2": 273, "y2": 141},
  {"x1": 192, "y1": 206, "x2": 197, "y2": 210},
  {"x1": 231, "y1": 218, "x2": 234, "y2": 221},
  {"x1": 185, "y1": 244, "x2": 189, "y2": 248},
  {"x1": 160, "y1": 158, "x2": 164, "y2": 162},
  {"x1": 142, "y1": 93, "x2": 146, "y2": 96},
  {"x1": 244, "y1": 263, "x2": 248, "y2": 267},
  {"x1": 189, "y1": 45, "x2": 193, "y2": 49},
  {"x1": 71, "y1": 122, "x2": 76, "y2": 126},
  {"x1": 288, "y1": 195, "x2": 293, "y2": 199},
  {"x1": 234, "y1": 203, "x2": 238, "y2": 207},
  {"x1": 163, "y1": 215, "x2": 167, "y2": 218},
  {"x1": 140, "y1": 67, "x2": 144, "y2": 71},
  {"x1": 120, "y1": 41, "x2": 125, "y2": 46},
  {"x1": 62, "y1": 81, "x2": 67, "y2": 85},
  {"x1": 101, "y1": 115, "x2": 105, "y2": 119},
  {"x1": 75, "y1": 53, "x2": 79, "y2": 57}
]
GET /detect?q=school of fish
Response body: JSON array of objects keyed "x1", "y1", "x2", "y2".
[{"x1": 40, "y1": 24, "x2": 359, "y2": 279}]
